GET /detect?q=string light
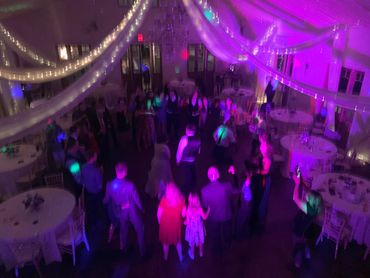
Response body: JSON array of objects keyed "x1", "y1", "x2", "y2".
[
  {"x1": 0, "y1": 24, "x2": 57, "y2": 67},
  {"x1": 196, "y1": 0, "x2": 342, "y2": 56},
  {"x1": 0, "y1": 0, "x2": 144, "y2": 83},
  {"x1": 0, "y1": 0, "x2": 151, "y2": 144},
  {"x1": 184, "y1": 0, "x2": 370, "y2": 113}
]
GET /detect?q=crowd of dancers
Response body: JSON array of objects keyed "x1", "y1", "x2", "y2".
[{"x1": 45, "y1": 84, "x2": 323, "y2": 268}]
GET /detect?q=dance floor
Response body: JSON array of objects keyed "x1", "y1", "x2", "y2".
[{"x1": 1, "y1": 123, "x2": 369, "y2": 278}]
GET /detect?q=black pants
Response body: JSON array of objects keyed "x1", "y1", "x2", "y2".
[
  {"x1": 206, "y1": 219, "x2": 232, "y2": 255},
  {"x1": 85, "y1": 191, "x2": 104, "y2": 226},
  {"x1": 167, "y1": 113, "x2": 179, "y2": 138},
  {"x1": 236, "y1": 200, "x2": 252, "y2": 238},
  {"x1": 213, "y1": 145, "x2": 233, "y2": 165},
  {"x1": 180, "y1": 161, "x2": 196, "y2": 194}
]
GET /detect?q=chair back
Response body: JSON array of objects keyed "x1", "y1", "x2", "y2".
[
  {"x1": 69, "y1": 208, "x2": 86, "y2": 242},
  {"x1": 8, "y1": 241, "x2": 40, "y2": 266},
  {"x1": 44, "y1": 172, "x2": 64, "y2": 187},
  {"x1": 78, "y1": 186, "x2": 85, "y2": 211},
  {"x1": 322, "y1": 207, "x2": 347, "y2": 241}
]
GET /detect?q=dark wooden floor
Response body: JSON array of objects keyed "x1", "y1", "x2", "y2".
[{"x1": 1, "y1": 119, "x2": 369, "y2": 278}]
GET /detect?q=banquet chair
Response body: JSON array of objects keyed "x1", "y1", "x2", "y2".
[
  {"x1": 333, "y1": 148, "x2": 352, "y2": 172},
  {"x1": 9, "y1": 241, "x2": 42, "y2": 278},
  {"x1": 315, "y1": 207, "x2": 351, "y2": 259},
  {"x1": 16, "y1": 163, "x2": 42, "y2": 191},
  {"x1": 57, "y1": 208, "x2": 90, "y2": 266},
  {"x1": 78, "y1": 186, "x2": 85, "y2": 211},
  {"x1": 44, "y1": 172, "x2": 64, "y2": 188},
  {"x1": 364, "y1": 246, "x2": 370, "y2": 260}
]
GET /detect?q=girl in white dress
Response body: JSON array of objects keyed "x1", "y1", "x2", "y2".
[
  {"x1": 184, "y1": 193, "x2": 210, "y2": 260},
  {"x1": 145, "y1": 140, "x2": 173, "y2": 199}
]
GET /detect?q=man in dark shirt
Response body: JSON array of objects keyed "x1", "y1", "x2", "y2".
[
  {"x1": 176, "y1": 124, "x2": 201, "y2": 194},
  {"x1": 201, "y1": 166, "x2": 233, "y2": 254},
  {"x1": 81, "y1": 151, "x2": 103, "y2": 226},
  {"x1": 103, "y1": 162, "x2": 145, "y2": 256},
  {"x1": 45, "y1": 119, "x2": 66, "y2": 170}
]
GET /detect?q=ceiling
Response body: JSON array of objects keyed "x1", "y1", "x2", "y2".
[{"x1": 259, "y1": 0, "x2": 370, "y2": 28}]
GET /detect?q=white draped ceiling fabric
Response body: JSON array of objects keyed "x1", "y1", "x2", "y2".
[
  {"x1": 0, "y1": 0, "x2": 145, "y2": 82},
  {"x1": 0, "y1": 23, "x2": 57, "y2": 67},
  {"x1": 0, "y1": 0, "x2": 369, "y2": 144},
  {"x1": 0, "y1": 0, "x2": 152, "y2": 145},
  {"x1": 182, "y1": 0, "x2": 370, "y2": 113}
]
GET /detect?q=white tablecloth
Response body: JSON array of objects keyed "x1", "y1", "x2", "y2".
[
  {"x1": 0, "y1": 145, "x2": 42, "y2": 197},
  {"x1": 168, "y1": 80, "x2": 195, "y2": 98},
  {"x1": 270, "y1": 109, "x2": 313, "y2": 135},
  {"x1": 312, "y1": 173, "x2": 370, "y2": 246},
  {"x1": 280, "y1": 134, "x2": 337, "y2": 178},
  {"x1": 0, "y1": 188, "x2": 75, "y2": 270},
  {"x1": 221, "y1": 87, "x2": 255, "y2": 111}
]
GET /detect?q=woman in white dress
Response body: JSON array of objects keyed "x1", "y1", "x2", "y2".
[{"x1": 145, "y1": 139, "x2": 173, "y2": 199}]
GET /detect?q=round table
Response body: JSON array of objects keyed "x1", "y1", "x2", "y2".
[
  {"x1": 168, "y1": 80, "x2": 195, "y2": 98},
  {"x1": 270, "y1": 109, "x2": 313, "y2": 135},
  {"x1": 280, "y1": 134, "x2": 337, "y2": 178},
  {"x1": 312, "y1": 173, "x2": 370, "y2": 246},
  {"x1": 0, "y1": 188, "x2": 75, "y2": 269},
  {"x1": 221, "y1": 87, "x2": 255, "y2": 111},
  {"x1": 0, "y1": 145, "x2": 42, "y2": 197}
]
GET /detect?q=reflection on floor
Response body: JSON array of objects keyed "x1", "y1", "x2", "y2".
[{"x1": 1, "y1": 123, "x2": 369, "y2": 278}]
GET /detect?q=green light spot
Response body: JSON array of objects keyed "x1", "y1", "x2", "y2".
[
  {"x1": 217, "y1": 126, "x2": 227, "y2": 141},
  {"x1": 204, "y1": 9, "x2": 213, "y2": 22},
  {"x1": 70, "y1": 162, "x2": 80, "y2": 174},
  {"x1": 153, "y1": 97, "x2": 161, "y2": 107}
]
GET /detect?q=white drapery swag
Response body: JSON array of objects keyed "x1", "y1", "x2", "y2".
[
  {"x1": 0, "y1": 0, "x2": 152, "y2": 145},
  {"x1": 181, "y1": 0, "x2": 370, "y2": 113}
]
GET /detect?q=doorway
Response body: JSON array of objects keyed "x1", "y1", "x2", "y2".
[{"x1": 121, "y1": 43, "x2": 162, "y2": 96}]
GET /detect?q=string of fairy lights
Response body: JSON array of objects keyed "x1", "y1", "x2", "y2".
[
  {"x1": 197, "y1": 0, "x2": 342, "y2": 56},
  {"x1": 0, "y1": 0, "x2": 144, "y2": 83},
  {"x1": 0, "y1": 0, "x2": 152, "y2": 144},
  {"x1": 182, "y1": 0, "x2": 370, "y2": 113},
  {"x1": 0, "y1": 24, "x2": 57, "y2": 68}
]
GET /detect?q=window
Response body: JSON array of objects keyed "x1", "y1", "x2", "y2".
[
  {"x1": 57, "y1": 44, "x2": 90, "y2": 61},
  {"x1": 277, "y1": 54, "x2": 294, "y2": 76},
  {"x1": 207, "y1": 52, "x2": 215, "y2": 72},
  {"x1": 152, "y1": 44, "x2": 161, "y2": 74},
  {"x1": 118, "y1": 0, "x2": 134, "y2": 6},
  {"x1": 57, "y1": 44, "x2": 90, "y2": 89},
  {"x1": 188, "y1": 45, "x2": 196, "y2": 73},
  {"x1": 338, "y1": 67, "x2": 365, "y2": 95},
  {"x1": 187, "y1": 44, "x2": 214, "y2": 74},
  {"x1": 197, "y1": 45, "x2": 204, "y2": 72},
  {"x1": 121, "y1": 53, "x2": 129, "y2": 75},
  {"x1": 118, "y1": 0, "x2": 159, "y2": 7},
  {"x1": 131, "y1": 45, "x2": 141, "y2": 74},
  {"x1": 353, "y1": 71, "x2": 364, "y2": 95},
  {"x1": 338, "y1": 67, "x2": 351, "y2": 93}
]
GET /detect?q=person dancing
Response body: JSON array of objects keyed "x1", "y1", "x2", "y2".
[
  {"x1": 184, "y1": 193, "x2": 210, "y2": 260},
  {"x1": 157, "y1": 182, "x2": 186, "y2": 261},
  {"x1": 176, "y1": 124, "x2": 201, "y2": 194}
]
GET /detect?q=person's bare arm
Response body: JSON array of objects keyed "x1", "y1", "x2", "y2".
[
  {"x1": 176, "y1": 137, "x2": 187, "y2": 164},
  {"x1": 200, "y1": 207, "x2": 210, "y2": 220},
  {"x1": 293, "y1": 177, "x2": 307, "y2": 214}
]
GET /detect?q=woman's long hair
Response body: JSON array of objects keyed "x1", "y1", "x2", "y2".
[{"x1": 164, "y1": 182, "x2": 184, "y2": 207}]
